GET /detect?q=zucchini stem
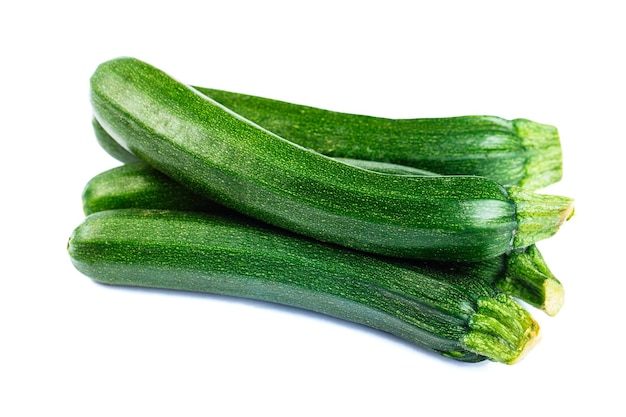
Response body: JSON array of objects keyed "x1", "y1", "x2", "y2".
[
  {"x1": 496, "y1": 245, "x2": 564, "y2": 316},
  {"x1": 463, "y1": 293, "x2": 541, "y2": 364},
  {"x1": 508, "y1": 186, "x2": 574, "y2": 249},
  {"x1": 513, "y1": 119, "x2": 563, "y2": 190}
]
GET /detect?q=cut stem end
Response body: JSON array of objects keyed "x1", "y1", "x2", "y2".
[{"x1": 496, "y1": 245, "x2": 565, "y2": 316}]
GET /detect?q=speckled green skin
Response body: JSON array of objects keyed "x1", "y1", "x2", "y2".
[
  {"x1": 90, "y1": 57, "x2": 572, "y2": 261},
  {"x1": 81, "y1": 162, "x2": 227, "y2": 215},
  {"x1": 90, "y1": 84, "x2": 563, "y2": 190},
  {"x1": 81, "y1": 162, "x2": 565, "y2": 316},
  {"x1": 197, "y1": 87, "x2": 562, "y2": 190},
  {"x1": 90, "y1": 119, "x2": 439, "y2": 177},
  {"x1": 92, "y1": 118, "x2": 139, "y2": 164},
  {"x1": 68, "y1": 209, "x2": 540, "y2": 364}
]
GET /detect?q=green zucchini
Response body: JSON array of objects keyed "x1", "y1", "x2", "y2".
[
  {"x1": 90, "y1": 57, "x2": 574, "y2": 261},
  {"x1": 196, "y1": 87, "x2": 562, "y2": 190},
  {"x1": 92, "y1": 118, "x2": 140, "y2": 164},
  {"x1": 81, "y1": 161, "x2": 228, "y2": 216},
  {"x1": 81, "y1": 162, "x2": 565, "y2": 316},
  {"x1": 91, "y1": 82, "x2": 562, "y2": 190},
  {"x1": 67, "y1": 208, "x2": 541, "y2": 364},
  {"x1": 90, "y1": 86, "x2": 561, "y2": 189}
]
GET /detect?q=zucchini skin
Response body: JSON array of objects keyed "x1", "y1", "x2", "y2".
[
  {"x1": 81, "y1": 162, "x2": 227, "y2": 216},
  {"x1": 90, "y1": 86, "x2": 562, "y2": 190},
  {"x1": 90, "y1": 57, "x2": 573, "y2": 261},
  {"x1": 68, "y1": 209, "x2": 540, "y2": 364},
  {"x1": 90, "y1": 118, "x2": 438, "y2": 177},
  {"x1": 81, "y1": 162, "x2": 565, "y2": 316},
  {"x1": 82, "y1": 160, "x2": 434, "y2": 216},
  {"x1": 197, "y1": 87, "x2": 562, "y2": 190},
  {"x1": 92, "y1": 118, "x2": 139, "y2": 164}
]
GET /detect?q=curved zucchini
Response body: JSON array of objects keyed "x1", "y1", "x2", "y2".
[
  {"x1": 197, "y1": 87, "x2": 562, "y2": 190},
  {"x1": 68, "y1": 208, "x2": 541, "y2": 364},
  {"x1": 90, "y1": 57, "x2": 574, "y2": 261},
  {"x1": 91, "y1": 83, "x2": 562, "y2": 190},
  {"x1": 81, "y1": 162, "x2": 565, "y2": 316}
]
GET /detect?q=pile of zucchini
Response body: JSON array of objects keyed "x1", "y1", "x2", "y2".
[{"x1": 68, "y1": 57, "x2": 574, "y2": 364}]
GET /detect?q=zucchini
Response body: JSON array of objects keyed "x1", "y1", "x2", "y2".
[
  {"x1": 90, "y1": 57, "x2": 574, "y2": 261},
  {"x1": 81, "y1": 161, "x2": 228, "y2": 216},
  {"x1": 92, "y1": 118, "x2": 139, "y2": 164},
  {"x1": 67, "y1": 208, "x2": 541, "y2": 364},
  {"x1": 81, "y1": 162, "x2": 565, "y2": 316},
  {"x1": 196, "y1": 87, "x2": 562, "y2": 190},
  {"x1": 91, "y1": 81, "x2": 562, "y2": 189}
]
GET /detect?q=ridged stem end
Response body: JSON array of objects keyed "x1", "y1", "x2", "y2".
[
  {"x1": 508, "y1": 186, "x2": 574, "y2": 249},
  {"x1": 513, "y1": 119, "x2": 563, "y2": 191},
  {"x1": 496, "y1": 245, "x2": 564, "y2": 316},
  {"x1": 463, "y1": 293, "x2": 541, "y2": 364}
]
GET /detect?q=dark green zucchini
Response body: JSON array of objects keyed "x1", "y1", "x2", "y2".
[
  {"x1": 67, "y1": 208, "x2": 541, "y2": 364},
  {"x1": 90, "y1": 57, "x2": 574, "y2": 261},
  {"x1": 81, "y1": 162, "x2": 565, "y2": 316},
  {"x1": 81, "y1": 162, "x2": 228, "y2": 216},
  {"x1": 92, "y1": 118, "x2": 140, "y2": 164},
  {"x1": 196, "y1": 87, "x2": 562, "y2": 190},
  {"x1": 91, "y1": 82, "x2": 562, "y2": 190}
]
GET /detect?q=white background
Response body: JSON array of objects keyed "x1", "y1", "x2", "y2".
[{"x1": 1, "y1": 1, "x2": 624, "y2": 416}]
